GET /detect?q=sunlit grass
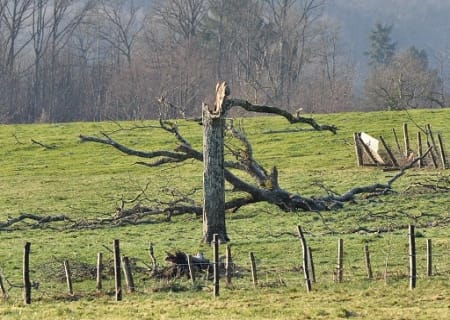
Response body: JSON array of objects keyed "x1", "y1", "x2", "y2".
[
  {"x1": 1, "y1": 282, "x2": 449, "y2": 319},
  {"x1": 0, "y1": 108, "x2": 449, "y2": 319}
]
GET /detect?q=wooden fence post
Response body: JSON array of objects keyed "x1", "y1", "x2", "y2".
[
  {"x1": 426, "y1": 124, "x2": 438, "y2": 150},
  {"x1": 249, "y1": 252, "x2": 258, "y2": 288},
  {"x1": 307, "y1": 246, "x2": 316, "y2": 284},
  {"x1": 97, "y1": 252, "x2": 103, "y2": 292},
  {"x1": 63, "y1": 260, "x2": 74, "y2": 296},
  {"x1": 354, "y1": 133, "x2": 364, "y2": 166},
  {"x1": 114, "y1": 239, "x2": 122, "y2": 301},
  {"x1": 364, "y1": 244, "x2": 373, "y2": 280},
  {"x1": 148, "y1": 242, "x2": 157, "y2": 276},
  {"x1": 427, "y1": 239, "x2": 433, "y2": 277},
  {"x1": 0, "y1": 272, "x2": 8, "y2": 299},
  {"x1": 23, "y1": 242, "x2": 31, "y2": 304},
  {"x1": 437, "y1": 133, "x2": 447, "y2": 169},
  {"x1": 426, "y1": 125, "x2": 439, "y2": 169},
  {"x1": 213, "y1": 234, "x2": 220, "y2": 297},
  {"x1": 186, "y1": 254, "x2": 195, "y2": 285},
  {"x1": 122, "y1": 256, "x2": 135, "y2": 293},
  {"x1": 383, "y1": 256, "x2": 389, "y2": 284},
  {"x1": 297, "y1": 226, "x2": 312, "y2": 292},
  {"x1": 427, "y1": 139, "x2": 438, "y2": 168},
  {"x1": 403, "y1": 123, "x2": 410, "y2": 157},
  {"x1": 225, "y1": 245, "x2": 233, "y2": 286},
  {"x1": 409, "y1": 225, "x2": 416, "y2": 289},
  {"x1": 417, "y1": 132, "x2": 423, "y2": 168},
  {"x1": 392, "y1": 128, "x2": 402, "y2": 155},
  {"x1": 380, "y1": 136, "x2": 399, "y2": 167},
  {"x1": 336, "y1": 239, "x2": 344, "y2": 283}
]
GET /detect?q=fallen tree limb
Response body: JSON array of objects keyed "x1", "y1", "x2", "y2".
[
  {"x1": 2, "y1": 209, "x2": 448, "y2": 233},
  {"x1": 31, "y1": 139, "x2": 57, "y2": 150},
  {"x1": 320, "y1": 148, "x2": 433, "y2": 203},
  {"x1": 79, "y1": 123, "x2": 435, "y2": 218},
  {"x1": 0, "y1": 213, "x2": 71, "y2": 229},
  {"x1": 80, "y1": 126, "x2": 329, "y2": 212},
  {"x1": 347, "y1": 217, "x2": 450, "y2": 234}
]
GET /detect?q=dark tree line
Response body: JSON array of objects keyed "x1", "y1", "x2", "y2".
[{"x1": 0, "y1": 0, "x2": 355, "y2": 124}]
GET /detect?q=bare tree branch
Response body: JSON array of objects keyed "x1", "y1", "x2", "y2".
[
  {"x1": 226, "y1": 98, "x2": 338, "y2": 133},
  {"x1": 321, "y1": 147, "x2": 433, "y2": 203},
  {"x1": 79, "y1": 132, "x2": 190, "y2": 166},
  {"x1": 0, "y1": 213, "x2": 71, "y2": 229},
  {"x1": 79, "y1": 115, "x2": 430, "y2": 218}
]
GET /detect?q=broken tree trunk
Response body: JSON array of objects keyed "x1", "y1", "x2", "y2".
[
  {"x1": 202, "y1": 82, "x2": 231, "y2": 243},
  {"x1": 81, "y1": 83, "x2": 439, "y2": 236}
]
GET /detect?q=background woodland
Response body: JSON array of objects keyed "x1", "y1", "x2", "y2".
[{"x1": 0, "y1": 0, "x2": 449, "y2": 124}]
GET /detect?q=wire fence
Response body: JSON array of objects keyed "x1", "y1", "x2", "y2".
[{"x1": 1, "y1": 226, "x2": 449, "y2": 303}]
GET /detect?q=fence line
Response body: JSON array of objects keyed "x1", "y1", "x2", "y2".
[{"x1": 1, "y1": 226, "x2": 449, "y2": 303}]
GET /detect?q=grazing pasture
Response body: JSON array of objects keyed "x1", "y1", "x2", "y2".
[{"x1": 0, "y1": 109, "x2": 449, "y2": 319}]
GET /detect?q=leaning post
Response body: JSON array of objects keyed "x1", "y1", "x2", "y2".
[
  {"x1": 297, "y1": 225, "x2": 312, "y2": 292},
  {"x1": 63, "y1": 260, "x2": 74, "y2": 296}
]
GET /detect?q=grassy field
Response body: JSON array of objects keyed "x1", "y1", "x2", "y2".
[{"x1": 0, "y1": 109, "x2": 449, "y2": 319}]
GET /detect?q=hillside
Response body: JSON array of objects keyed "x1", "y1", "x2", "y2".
[{"x1": 0, "y1": 109, "x2": 449, "y2": 319}]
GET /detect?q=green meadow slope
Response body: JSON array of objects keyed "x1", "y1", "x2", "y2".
[{"x1": 0, "y1": 109, "x2": 449, "y2": 319}]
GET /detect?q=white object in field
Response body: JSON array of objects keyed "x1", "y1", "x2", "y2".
[{"x1": 360, "y1": 132, "x2": 386, "y2": 164}]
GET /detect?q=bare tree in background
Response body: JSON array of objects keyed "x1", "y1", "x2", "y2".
[
  {"x1": 2, "y1": 0, "x2": 33, "y2": 74},
  {"x1": 205, "y1": 0, "x2": 269, "y2": 100},
  {"x1": 91, "y1": 0, "x2": 149, "y2": 120},
  {"x1": 0, "y1": 0, "x2": 9, "y2": 121},
  {"x1": 365, "y1": 47, "x2": 444, "y2": 110},
  {"x1": 204, "y1": 0, "x2": 336, "y2": 112},
  {"x1": 150, "y1": 0, "x2": 209, "y2": 118},
  {"x1": 152, "y1": 0, "x2": 206, "y2": 45},
  {"x1": 95, "y1": 0, "x2": 144, "y2": 66},
  {"x1": 262, "y1": 0, "x2": 326, "y2": 108},
  {"x1": 45, "y1": 0, "x2": 93, "y2": 121},
  {"x1": 431, "y1": 47, "x2": 450, "y2": 107},
  {"x1": 1, "y1": 0, "x2": 33, "y2": 121},
  {"x1": 30, "y1": 0, "x2": 51, "y2": 121},
  {"x1": 0, "y1": 0, "x2": 356, "y2": 123},
  {"x1": 303, "y1": 19, "x2": 354, "y2": 113}
]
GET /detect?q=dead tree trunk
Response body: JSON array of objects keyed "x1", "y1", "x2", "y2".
[
  {"x1": 202, "y1": 82, "x2": 230, "y2": 243},
  {"x1": 81, "y1": 82, "x2": 433, "y2": 240}
]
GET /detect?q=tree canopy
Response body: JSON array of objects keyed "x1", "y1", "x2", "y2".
[
  {"x1": 365, "y1": 44, "x2": 444, "y2": 110},
  {"x1": 365, "y1": 23, "x2": 397, "y2": 67}
]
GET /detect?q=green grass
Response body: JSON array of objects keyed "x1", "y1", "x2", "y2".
[{"x1": 0, "y1": 109, "x2": 449, "y2": 319}]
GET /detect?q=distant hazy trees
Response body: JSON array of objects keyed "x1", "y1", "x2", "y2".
[
  {"x1": 365, "y1": 23, "x2": 396, "y2": 67},
  {"x1": 0, "y1": 0, "x2": 93, "y2": 122},
  {"x1": 0, "y1": 0, "x2": 359, "y2": 123},
  {"x1": 3, "y1": 1, "x2": 447, "y2": 123},
  {"x1": 365, "y1": 23, "x2": 444, "y2": 110}
]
